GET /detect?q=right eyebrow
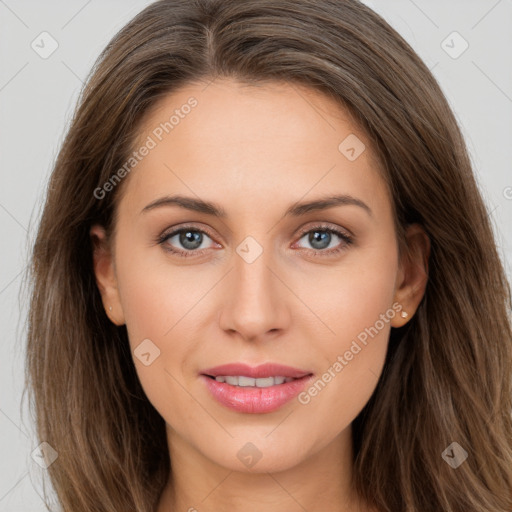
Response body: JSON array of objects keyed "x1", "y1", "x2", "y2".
[{"x1": 141, "y1": 195, "x2": 227, "y2": 217}]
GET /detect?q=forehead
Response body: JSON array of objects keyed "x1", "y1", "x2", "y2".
[{"x1": 120, "y1": 78, "x2": 390, "y2": 220}]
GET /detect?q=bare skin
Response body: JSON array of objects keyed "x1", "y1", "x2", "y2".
[{"x1": 91, "y1": 78, "x2": 429, "y2": 512}]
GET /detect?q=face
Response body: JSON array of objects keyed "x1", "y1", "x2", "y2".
[{"x1": 92, "y1": 78, "x2": 418, "y2": 474}]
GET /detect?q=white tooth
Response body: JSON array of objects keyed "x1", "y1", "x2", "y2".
[
  {"x1": 218, "y1": 375, "x2": 293, "y2": 387},
  {"x1": 255, "y1": 377, "x2": 275, "y2": 388},
  {"x1": 238, "y1": 376, "x2": 256, "y2": 387}
]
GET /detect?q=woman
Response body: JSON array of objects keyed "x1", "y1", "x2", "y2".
[{"x1": 25, "y1": 0, "x2": 512, "y2": 511}]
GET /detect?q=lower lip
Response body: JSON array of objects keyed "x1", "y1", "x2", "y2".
[{"x1": 200, "y1": 374, "x2": 314, "y2": 414}]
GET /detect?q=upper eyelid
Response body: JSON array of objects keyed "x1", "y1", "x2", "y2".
[
  {"x1": 296, "y1": 222, "x2": 353, "y2": 238},
  {"x1": 161, "y1": 224, "x2": 216, "y2": 241}
]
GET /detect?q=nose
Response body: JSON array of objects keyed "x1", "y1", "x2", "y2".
[{"x1": 218, "y1": 243, "x2": 291, "y2": 342}]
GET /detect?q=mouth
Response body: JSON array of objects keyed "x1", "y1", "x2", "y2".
[
  {"x1": 199, "y1": 363, "x2": 314, "y2": 413},
  {"x1": 203, "y1": 374, "x2": 300, "y2": 387},
  {"x1": 200, "y1": 362, "x2": 312, "y2": 380}
]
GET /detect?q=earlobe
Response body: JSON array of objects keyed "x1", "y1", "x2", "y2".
[
  {"x1": 391, "y1": 223, "x2": 430, "y2": 327},
  {"x1": 90, "y1": 224, "x2": 125, "y2": 326}
]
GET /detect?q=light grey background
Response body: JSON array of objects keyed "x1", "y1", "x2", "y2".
[{"x1": 1, "y1": 0, "x2": 511, "y2": 509}]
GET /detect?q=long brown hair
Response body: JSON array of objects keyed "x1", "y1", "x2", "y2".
[{"x1": 24, "y1": 0, "x2": 512, "y2": 511}]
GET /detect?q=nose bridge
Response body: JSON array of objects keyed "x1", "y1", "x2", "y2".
[{"x1": 219, "y1": 235, "x2": 288, "y2": 339}]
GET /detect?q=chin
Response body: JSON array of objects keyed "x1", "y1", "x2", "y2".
[{"x1": 199, "y1": 434, "x2": 313, "y2": 474}]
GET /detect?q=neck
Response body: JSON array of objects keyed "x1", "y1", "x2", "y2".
[{"x1": 156, "y1": 423, "x2": 369, "y2": 512}]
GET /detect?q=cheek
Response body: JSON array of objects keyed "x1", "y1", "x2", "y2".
[
  {"x1": 301, "y1": 233, "x2": 399, "y2": 346},
  {"x1": 114, "y1": 237, "x2": 201, "y2": 344},
  {"x1": 293, "y1": 237, "x2": 398, "y2": 429},
  {"x1": 113, "y1": 236, "x2": 213, "y2": 418}
]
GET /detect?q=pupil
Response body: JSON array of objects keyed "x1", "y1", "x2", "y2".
[
  {"x1": 180, "y1": 230, "x2": 202, "y2": 250},
  {"x1": 310, "y1": 230, "x2": 330, "y2": 250}
]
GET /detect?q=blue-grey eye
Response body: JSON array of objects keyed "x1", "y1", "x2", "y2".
[
  {"x1": 297, "y1": 229, "x2": 344, "y2": 251},
  {"x1": 165, "y1": 229, "x2": 213, "y2": 251}
]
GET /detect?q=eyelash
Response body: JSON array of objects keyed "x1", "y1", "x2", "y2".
[{"x1": 156, "y1": 223, "x2": 354, "y2": 258}]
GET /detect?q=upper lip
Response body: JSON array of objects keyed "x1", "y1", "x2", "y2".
[{"x1": 201, "y1": 363, "x2": 313, "y2": 379}]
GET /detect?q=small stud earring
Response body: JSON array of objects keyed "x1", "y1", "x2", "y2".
[
  {"x1": 401, "y1": 311, "x2": 408, "y2": 318},
  {"x1": 109, "y1": 306, "x2": 113, "y2": 312}
]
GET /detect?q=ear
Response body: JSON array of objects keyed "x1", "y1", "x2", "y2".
[
  {"x1": 391, "y1": 223, "x2": 430, "y2": 327},
  {"x1": 90, "y1": 224, "x2": 125, "y2": 326}
]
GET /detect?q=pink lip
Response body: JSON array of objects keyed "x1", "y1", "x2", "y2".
[
  {"x1": 200, "y1": 363, "x2": 314, "y2": 414},
  {"x1": 201, "y1": 362, "x2": 311, "y2": 379}
]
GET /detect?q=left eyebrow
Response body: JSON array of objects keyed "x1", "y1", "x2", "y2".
[
  {"x1": 140, "y1": 193, "x2": 372, "y2": 218},
  {"x1": 284, "y1": 194, "x2": 373, "y2": 218}
]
